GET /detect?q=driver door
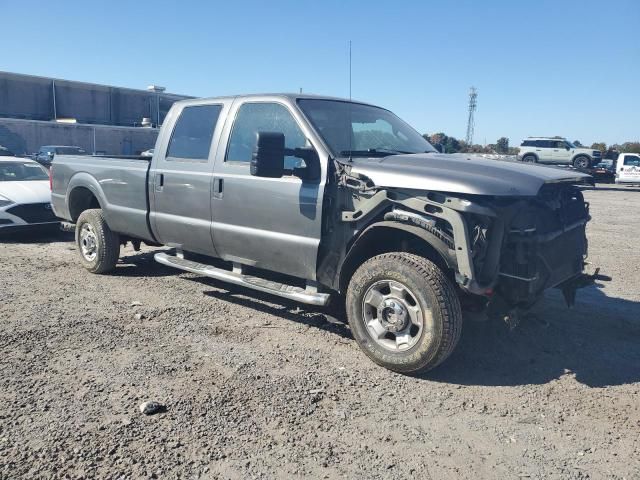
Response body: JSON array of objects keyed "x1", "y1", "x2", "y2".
[{"x1": 210, "y1": 100, "x2": 325, "y2": 280}]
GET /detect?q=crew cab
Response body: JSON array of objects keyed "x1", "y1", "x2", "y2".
[
  {"x1": 518, "y1": 137, "x2": 601, "y2": 168},
  {"x1": 51, "y1": 94, "x2": 601, "y2": 373}
]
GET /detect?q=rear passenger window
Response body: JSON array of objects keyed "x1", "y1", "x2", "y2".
[
  {"x1": 166, "y1": 104, "x2": 222, "y2": 161},
  {"x1": 226, "y1": 103, "x2": 306, "y2": 168},
  {"x1": 537, "y1": 140, "x2": 553, "y2": 148}
]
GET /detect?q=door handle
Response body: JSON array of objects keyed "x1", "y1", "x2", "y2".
[
  {"x1": 155, "y1": 173, "x2": 164, "y2": 192},
  {"x1": 213, "y1": 177, "x2": 223, "y2": 199}
]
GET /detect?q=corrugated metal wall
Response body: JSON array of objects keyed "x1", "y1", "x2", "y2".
[
  {"x1": 0, "y1": 118, "x2": 158, "y2": 155},
  {"x1": 0, "y1": 71, "x2": 189, "y2": 126},
  {"x1": 0, "y1": 71, "x2": 192, "y2": 155}
]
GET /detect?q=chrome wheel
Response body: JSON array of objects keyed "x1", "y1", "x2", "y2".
[
  {"x1": 79, "y1": 223, "x2": 98, "y2": 261},
  {"x1": 362, "y1": 280, "x2": 427, "y2": 351},
  {"x1": 575, "y1": 157, "x2": 589, "y2": 169}
]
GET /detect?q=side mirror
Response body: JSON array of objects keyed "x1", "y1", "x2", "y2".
[
  {"x1": 251, "y1": 132, "x2": 284, "y2": 178},
  {"x1": 565, "y1": 146, "x2": 570, "y2": 150}
]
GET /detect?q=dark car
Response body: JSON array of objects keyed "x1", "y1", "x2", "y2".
[
  {"x1": 35, "y1": 145, "x2": 87, "y2": 167},
  {"x1": 0, "y1": 146, "x2": 16, "y2": 157},
  {"x1": 589, "y1": 160, "x2": 616, "y2": 183}
]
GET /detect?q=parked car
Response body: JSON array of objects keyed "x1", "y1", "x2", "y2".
[
  {"x1": 0, "y1": 145, "x2": 16, "y2": 157},
  {"x1": 588, "y1": 159, "x2": 616, "y2": 183},
  {"x1": 51, "y1": 94, "x2": 600, "y2": 373},
  {"x1": 0, "y1": 157, "x2": 59, "y2": 232},
  {"x1": 615, "y1": 153, "x2": 640, "y2": 185},
  {"x1": 35, "y1": 145, "x2": 87, "y2": 167},
  {"x1": 518, "y1": 137, "x2": 601, "y2": 168}
]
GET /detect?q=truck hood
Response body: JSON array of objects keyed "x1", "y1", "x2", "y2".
[
  {"x1": 0, "y1": 180, "x2": 51, "y2": 204},
  {"x1": 349, "y1": 153, "x2": 591, "y2": 196}
]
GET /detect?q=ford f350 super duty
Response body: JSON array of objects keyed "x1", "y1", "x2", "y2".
[{"x1": 51, "y1": 94, "x2": 604, "y2": 373}]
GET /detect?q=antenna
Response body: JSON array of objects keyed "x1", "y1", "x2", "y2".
[
  {"x1": 348, "y1": 40, "x2": 353, "y2": 161},
  {"x1": 349, "y1": 40, "x2": 352, "y2": 100},
  {"x1": 465, "y1": 87, "x2": 478, "y2": 145}
]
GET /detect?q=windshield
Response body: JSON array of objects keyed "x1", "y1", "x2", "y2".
[
  {"x1": 298, "y1": 99, "x2": 436, "y2": 157},
  {"x1": 565, "y1": 140, "x2": 576, "y2": 148},
  {"x1": 596, "y1": 160, "x2": 613, "y2": 168},
  {"x1": 0, "y1": 162, "x2": 50, "y2": 181}
]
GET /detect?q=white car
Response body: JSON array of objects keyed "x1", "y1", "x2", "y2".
[
  {"x1": 0, "y1": 158, "x2": 59, "y2": 232},
  {"x1": 518, "y1": 137, "x2": 601, "y2": 169}
]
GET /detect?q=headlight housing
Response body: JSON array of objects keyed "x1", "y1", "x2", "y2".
[{"x1": 0, "y1": 194, "x2": 15, "y2": 207}]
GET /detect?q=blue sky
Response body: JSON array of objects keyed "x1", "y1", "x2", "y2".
[{"x1": 2, "y1": 0, "x2": 639, "y2": 146}]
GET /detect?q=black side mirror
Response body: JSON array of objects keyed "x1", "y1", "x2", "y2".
[
  {"x1": 565, "y1": 146, "x2": 570, "y2": 150},
  {"x1": 251, "y1": 132, "x2": 284, "y2": 178}
]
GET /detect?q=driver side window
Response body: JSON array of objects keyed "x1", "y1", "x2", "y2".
[{"x1": 226, "y1": 102, "x2": 307, "y2": 169}]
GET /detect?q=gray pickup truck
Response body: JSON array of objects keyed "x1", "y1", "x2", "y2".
[{"x1": 51, "y1": 94, "x2": 600, "y2": 373}]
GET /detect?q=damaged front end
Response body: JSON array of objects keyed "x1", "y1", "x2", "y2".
[{"x1": 485, "y1": 183, "x2": 608, "y2": 324}]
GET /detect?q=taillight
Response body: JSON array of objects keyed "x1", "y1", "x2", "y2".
[{"x1": 49, "y1": 166, "x2": 53, "y2": 190}]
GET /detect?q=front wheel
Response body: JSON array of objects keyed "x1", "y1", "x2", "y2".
[
  {"x1": 75, "y1": 209, "x2": 120, "y2": 274},
  {"x1": 522, "y1": 154, "x2": 537, "y2": 163},
  {"x1": 573, "y1": 156, "x2": 591, "y2": 169},
  {"x1": 346, "y1": 253, "x2": 462, "y2": 373}
]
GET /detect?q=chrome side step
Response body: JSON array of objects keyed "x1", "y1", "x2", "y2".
[{"x1": 154, "y1": 252, "x2": 330, "y2": 306}]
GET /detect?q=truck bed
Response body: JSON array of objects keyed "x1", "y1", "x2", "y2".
[{"x1": 50, "y1": 155, "x2": 154, "y2": 242}]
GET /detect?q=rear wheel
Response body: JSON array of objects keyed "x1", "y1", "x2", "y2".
[
  {"x1": 573, "y1": 156, "x2": 591, "y2": 169},
  {"x1": 75, "y1": 209, "x2": 120, "y2": 274},
  {"x1": 346, "y1": 252, "x2": 462, "y2": 373},
  {"x1": 522, "y1": 154, "x2": 537, "y2": 163}
]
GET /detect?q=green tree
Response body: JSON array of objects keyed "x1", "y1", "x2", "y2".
[
  {"x1": 496, "y1": 137, "x2": 509, "y2": 154},
  {"x1": 590, "y1": 142, "x2": 607, "y2": 152},
  {"x1": 573, "y1": 140, "x2": 583, "y2": 147},
  {"x1": 620, "y1": 142, "x2": 640, "y2": 153}
]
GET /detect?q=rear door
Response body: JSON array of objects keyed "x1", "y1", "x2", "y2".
[
  {"x1": 550, "y1": 140, "x2": 571, "y2": 163},
  {"x1": 532, "y1": 140, "x2": 547, "y2": 162},
  {"x1": 210, "y1": 99, "x2": 326, "y2": 280},
  {"x1": 150, "y1": 100, "x2": 231, "y2": 255}
]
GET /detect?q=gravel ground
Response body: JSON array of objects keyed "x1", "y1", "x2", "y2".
[{"x1": 1, "y1": 185, "x2": 639, "y2": 480}]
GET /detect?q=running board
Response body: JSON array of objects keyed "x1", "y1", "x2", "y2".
[{"x1": 154, "y1": 252, "x2": 330, "y2": 306}]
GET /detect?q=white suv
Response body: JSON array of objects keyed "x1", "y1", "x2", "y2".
[{"x1": 518, "y1": 137, "x2": 601, "y2": 169}]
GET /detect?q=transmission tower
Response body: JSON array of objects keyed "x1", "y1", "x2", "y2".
[{"x1": 465, "y1": 87, "x2": 478, "y2": 145}]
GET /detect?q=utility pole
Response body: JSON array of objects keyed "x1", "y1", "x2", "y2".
[{"x1": 465, "y1": 87, "x2": 477, "y2": 145}]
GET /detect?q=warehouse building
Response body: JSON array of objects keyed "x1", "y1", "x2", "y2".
[{"x1": 0, "y1": 71, "x2": 192, "y2": 155}]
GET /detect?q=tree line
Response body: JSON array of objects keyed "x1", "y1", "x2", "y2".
[{"x1": 423, "y1": 133, "x2": 640, "y2": 156}]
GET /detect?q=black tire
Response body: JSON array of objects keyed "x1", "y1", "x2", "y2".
[
  {"x1": 522, "y1": 154, "x2": 537, "y2": 163},
  {"x1": 346, "y1": 252, "x2": 462, "y2": 373},
  {"x1": 75, "y1": 209, "x2": 120, "y2": 274},
  {"x1": 573, "y1": 156, "x2": 591, "y2": 169}
]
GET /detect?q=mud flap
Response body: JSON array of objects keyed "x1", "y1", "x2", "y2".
[{"x1": 558, "y1": 268, "x2": 612, "y2": 307}]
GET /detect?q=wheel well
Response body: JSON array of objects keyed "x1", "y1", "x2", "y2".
[
  {"x1": 68, "y1": 187, "x2": 101, "y2": 222},
  {"x1": 338, "y1": 226, "x2": 453, "y2": 292},
  {"x1": 523, "y1": 153, "x2": 538, "y2": 161}
]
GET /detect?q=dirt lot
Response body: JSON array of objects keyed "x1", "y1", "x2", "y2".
[{"x1": 1, "y1": 185, "x2": 639, "y2": 479}]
